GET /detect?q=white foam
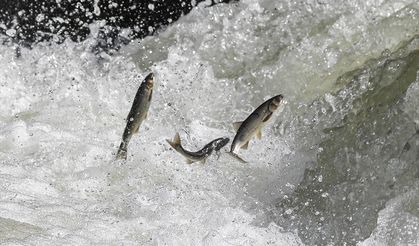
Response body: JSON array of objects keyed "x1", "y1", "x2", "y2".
[
  {"x1": 1, "y1": 0, "x2": 418, "y2": 244},
  {"x1": 0, "y1": 38, "x2": 302, "y2": 245},
  {"x1": 358, "y1": 184, "x2": 419, "y2": 246}
]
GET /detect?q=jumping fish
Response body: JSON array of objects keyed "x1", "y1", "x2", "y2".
[
  {"x1": 166, "y1": 133, "x2": 230, "y2": 164},
  {"x1": 229, "y1": 95, "x2": 284, "y2": 163},
  {"x1": 116, "y1": 72, "x2": 154, "y2": 160}
]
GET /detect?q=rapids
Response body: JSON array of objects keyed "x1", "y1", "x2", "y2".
[{"x1": 0, "y1": 0, "x2": 418, "y2": 244}]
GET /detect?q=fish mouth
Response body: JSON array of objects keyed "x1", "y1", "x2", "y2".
[
  {"x1": 215, "y1": 137, "x2": 230, "y2": 150},
  {"x1": 272, "y1": 94, "x2": 283, "y2": 105},
  {"x1": 145, "y1": 72, "x2": 154, "y2": 83},
  {"x1": 269, "y1": 94, "x2": 284, "y2": 112},
  {"x1": 145, "y1": 72, "x2": 154, "y2": 88},
  {"x1": 145, "y1": 72, "x2": 154, "y2": 81}
]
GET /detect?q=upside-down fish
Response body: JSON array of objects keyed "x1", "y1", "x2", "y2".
[{"x1": 167, "y1": 133, "x2": 229, "y2": 164}]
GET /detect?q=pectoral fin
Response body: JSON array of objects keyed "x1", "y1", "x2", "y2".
[
  {"x1": 186, "y1": 159, "x2": 194, "y2": 164},
  {"x1": 256, "y1": 128, "x2": 262, "y2": 139},
  {"x1": 241, "y1": 141, "x2": 250, "y2": 150},
  {"x1": 227, "y1": 152, "x2": 247, "y2": 163},
  {"x1": 233, "y1": 121, "x2": 243, "y2": 132},
  {"x1": 148, "y1": 89, "x2": 153, "y2": 101},
  {"x1": 263, "y1": 112, "x2": 273, "y2": 122},
  {"x1": 133, "y1": 125, "x2": 140, "y2": 133}
]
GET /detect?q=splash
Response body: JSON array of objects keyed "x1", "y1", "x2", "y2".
[{"x1": 0, "y1": 0, "x2": 418, "y2": 244}]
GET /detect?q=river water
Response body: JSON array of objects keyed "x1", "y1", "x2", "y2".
[{"x1": 0, "y1": 0, "x2": 418, "y2": 245}]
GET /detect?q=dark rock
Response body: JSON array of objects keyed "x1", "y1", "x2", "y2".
[{"x1": 0, "y1": 0, "x2": 236, "y2": 52}]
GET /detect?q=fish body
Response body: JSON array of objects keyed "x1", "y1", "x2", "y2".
[
  {"x1": 229, "y1": 95, "x2": 284, "y2": 162},
  {"x1": 116, "y1": 72, "x2": 154, "y2": 160},
  {"x1": 167, "y1": 133, "x2": 229, "y2": 164}
]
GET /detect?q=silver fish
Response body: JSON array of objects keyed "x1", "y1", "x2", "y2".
[
  {"x1": 166, "y1": 132, "x2": 230, "y2": 164},
  {"x1": 116, "y1": 72, "x2": 154, "y2": 160},
  {"x1": 229, "y1": 95, "x2": 284, "y2": 163}
]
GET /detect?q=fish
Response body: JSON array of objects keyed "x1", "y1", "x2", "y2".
[
  {"x1": 116, "y1": 72, "x2": 154, "y2": 160},
  {"x1": 229, "y1": 95, "x2": 284, "y2": 163},
  {"x1": 166, "y1": 132, "x2": 230, "y2": 164}
]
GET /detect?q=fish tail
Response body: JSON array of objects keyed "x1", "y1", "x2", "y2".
[
  {"x1": 227, "y1": 151, "x2": 247, "y2": 163},
  {"x1": 116, "y1": 142, "x2": 128, "y2": 160},
  {"x1": 166, "y1": 132, "x2": 181, "y2": 149}
]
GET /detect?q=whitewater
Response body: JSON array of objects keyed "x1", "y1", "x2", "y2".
[{"x1": 0, "y1": 0, "x2": 418, "y2": 245}]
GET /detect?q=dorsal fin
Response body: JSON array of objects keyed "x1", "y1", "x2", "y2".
[
  {"x1": 173, "y1": 132, "x2": 181, "y2": 145},
  {"x1": 233, "y1": 121, "x2": 243, "y2": 132}
]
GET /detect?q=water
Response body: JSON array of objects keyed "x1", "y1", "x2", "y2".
[{"x1": 0, "y1": 0, "x2": 418, "y2": 245}]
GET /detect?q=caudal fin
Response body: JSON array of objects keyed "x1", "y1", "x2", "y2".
[
  {"x1": 116, "y1": 142, "x2": 127, "y2": 160},
  {"x1": 227, "y1": 152, "x2": 247, "y2": 163},
  {"x1": 166, "y1": 132, "x2": 181, "y2": 149}
]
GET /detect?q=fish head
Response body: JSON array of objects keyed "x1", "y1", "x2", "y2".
[
  {"x1": 145, "y1": 72, "x2": 154, "y2": 90},
  {"x1": 268, "y1": 94, "x2": 284, "y2": 112},
  {"x1": 213, "y1": 137, "x2": 230, "y2": 151}
]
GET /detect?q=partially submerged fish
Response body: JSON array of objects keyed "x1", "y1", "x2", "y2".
[
  {"x1": 166, "y1": 133, "x2": 230, "y2": 164},
  {"x1": 116, "y1": 72, "x2": 154, "y2": 160},
  {"x1": 229, "y1": 95, "x2": 284, "y2": 163}
]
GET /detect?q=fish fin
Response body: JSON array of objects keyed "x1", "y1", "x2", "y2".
[
  {"x1": 241, "y1": 141, "x2": 250, "y2": 150},
  {"x1": 133, "y1": 125, "x2": 140, "y2": 133},
  {"x1": 201, "y1": 158, "x2": 207, "y2": 164},
  {"x1": 227, "y1": 152, "x2": 247, "y2": 163},
  {"x1": 186, "y1": 159, "x2": 194, "y2": 164},
  {"x1": 116, "y1": 144, "x2": 127, "y2": 160},
  {"x1": 145, "y1": 112, "x2": 148, "y2": 119},
  {"x1": 263, "y1": 112, "x2": 273, "y2": 122},
  {"x1": 166, "y1": 132, "x2": 181, "y2": 149},
  {"x1": 148, "y1": 89, "x2": 153, "y2": 101},
  {"x1": 256, "y1": 128, "x2": 262, "y2": 139},
  {"x1": 233, "y1": 121, "x2": 243, "y2": 132}
]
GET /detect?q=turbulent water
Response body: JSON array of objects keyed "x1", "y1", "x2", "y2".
[{"x1": 1, "y1": 0, "x2": 419, "y2": 245}]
